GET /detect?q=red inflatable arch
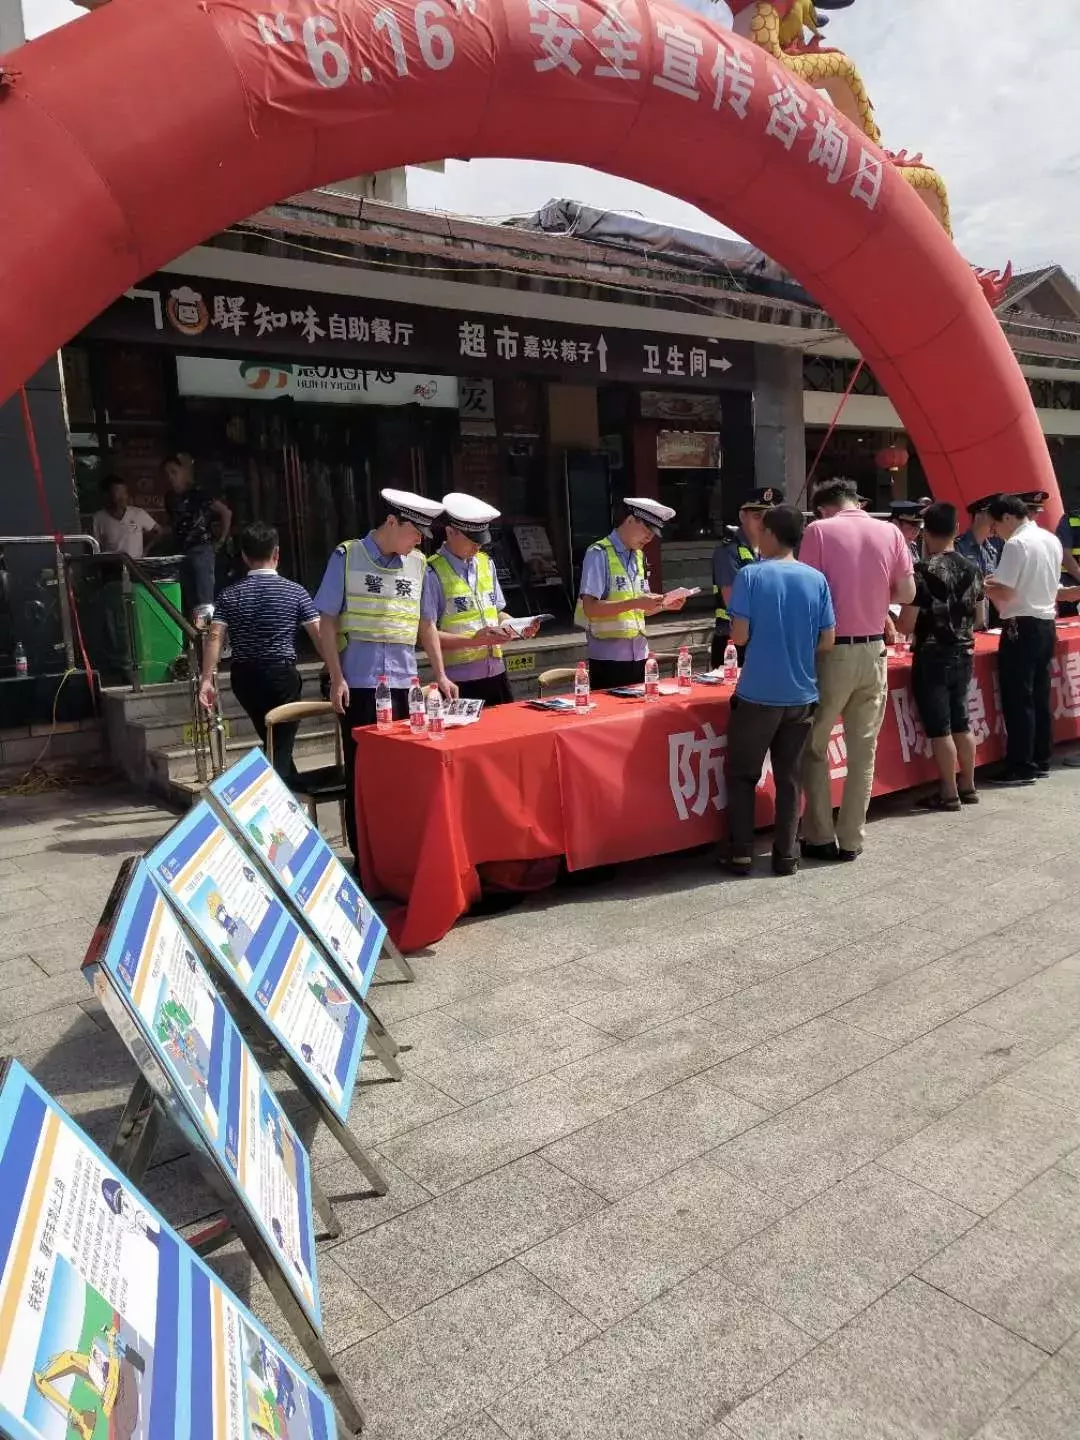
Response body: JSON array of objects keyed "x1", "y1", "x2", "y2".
[{"x1": 0, "y1": 0, "x2": 1058, "y2": 520}]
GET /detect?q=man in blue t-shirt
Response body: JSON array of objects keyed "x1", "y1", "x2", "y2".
[{"x1": 720, "y1": 503, "x2": 836, "y2": 878}]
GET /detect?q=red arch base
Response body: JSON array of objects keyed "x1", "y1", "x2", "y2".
[{"x1": 0, "y1": 0, "x2": 1058, "y2": 520}]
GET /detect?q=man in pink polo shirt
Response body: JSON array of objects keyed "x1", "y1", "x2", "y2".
[{"x1": 798, "y1": 478, "x2": 916, "y2": 860}]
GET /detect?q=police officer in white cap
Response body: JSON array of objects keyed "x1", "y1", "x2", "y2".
[
  {"x1": 419, "y1": 492, "x2": 538, "y2": 706},
  {"x1": 314, "y1": 488, "x2": 458, "y2": 861},
  {"x1": 575, "y1": 497, "x2": 684, "y2": 691}
]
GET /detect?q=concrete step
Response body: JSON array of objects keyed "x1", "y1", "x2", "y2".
[
  {"x1": 151, "y1": 727, "x2": 339, "y2": 787},
  {"x1": 154, "y1": 737, "x2": 341, "y2": 807}
]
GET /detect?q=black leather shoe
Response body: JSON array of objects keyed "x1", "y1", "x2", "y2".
[
  {"x1": 800, "y1": 840, "x2": 839, "y2": 862},
  {"x1": 772, "y1": 854, "x2": 799, "y2": 877},
  {"x1": 718, "y1": 853, "x2": 753, "y2": 878},
  {"x1": 837, "y1": 848, "x2": 862, "y2": 862}
]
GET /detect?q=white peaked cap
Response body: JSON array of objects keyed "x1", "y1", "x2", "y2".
[
  {"x1": 441, "y1": 492, "x2": 501, "y2": 542},
  {"x1": 441, "y1": 492, "x2": 502, "y2": 526},
  {"x1": 622, "y1": 496, "x2": 676, "y2": 533},
  {"x1": 380, "y1": 488, "x2": 444, "y2": 537}
]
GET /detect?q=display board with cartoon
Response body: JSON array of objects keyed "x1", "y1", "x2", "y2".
[
  {"x1": 146, "y1": 805, "x2": 365, "y2": 1122},
  {"x1": 84, "y1": 862, "x2": 323, "y2": 1329},
  {"x1": 0, "y1": 1062, "x2": 336, "y2": 1440},
  {"x1": 210, "y1": 749, "x2": 387, "y2": 996}
]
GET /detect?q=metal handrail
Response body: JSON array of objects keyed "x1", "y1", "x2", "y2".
[{"x1": 66, "y1": 547, "x2": 228, "y2": 783}]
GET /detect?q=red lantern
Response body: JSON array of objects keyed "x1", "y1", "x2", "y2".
[{"x1": 876, "y1": 445, "x2": 910, "y2": 472}]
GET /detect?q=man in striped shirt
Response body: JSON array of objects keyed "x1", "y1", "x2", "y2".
[{"x1": 199, "y1": 521, "x2": 322, "y2": 782}]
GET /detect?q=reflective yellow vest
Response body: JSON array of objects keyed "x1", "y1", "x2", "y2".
[
  {"x1": 337, "y1": 539, "x2": 425, "y2": 649},
  {"x1": 1069, "y1": 515, "x2": 1080, "y2": 559},
  {"x1": 429, "y1": 550, "x2": 503, "y2": 668},
  {"x1": 715, "y1": 540, "x2": 756, "y2": 622},
  {"x1": 573, "y1": 537, "x2": 647, "y2": 641}
]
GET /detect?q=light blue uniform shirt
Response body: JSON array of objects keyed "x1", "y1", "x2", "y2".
[
  {"x1": 420, "y1": 545, "x2": 507, "y2": 682},
  {"x1": 578, "y1": 531, "x2": 648, "y2": 662},
  {"x1": 313, "y1": 533, "x2": 420, "y2": 690}
]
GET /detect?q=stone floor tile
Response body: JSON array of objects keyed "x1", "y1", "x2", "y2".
[
  {"x1": 488, "y1": 1269, "x2": 812, "y2": 1440},
  {"x1": 404, "y1": 1013, "x2": 615, "y2": 1105},
  {"x1": 0, "y1": 968, "x2": 95, "y2": 1022},
  {"x1": 834, "y1": 930, "x2": 1066, "y2": 1045},
  {"x1": 7, "y1": 1002, "x2": 120, "y2": 1071},
  {"x1": 210, "y1": 1241, "x2": 388, "y2": 1356},
  {"x1": 1058, "y1": 1148, "x2": 1080, "y2": 1178},
  {"x1": 334, "y1": 1154, "x2": 603, "y2": 1319},
  {"x1": 305, "y1": 1073, "x2": 461, "y2": 1166},
  {"x1": 1004, "y1": 1034, "x2": 1080, "y2": 1113},
  {"x1": 707, "y1": 1017, "x2": 896, "y2": 1114},
  {"x1": 711, "y1": 1074, "x2": 933, "y2": 1209},
  {"x1": 879, "y1": 1083, "x2": 1080, "y2": 1215},
  {"x1": 697, "y1": 931, "x2": 943, "y2": 1055},
  {"x1": 718, "y1": 1162, "x2": 977, "y2": 1340},
  {"x1": 554, "y1": 1014, "x2": 734, "y2": 1118},
  {"x1": 965, "y1": 957, "x2": 1080, "y2": 1050},
  {"x1": 0, "y1": 952, "x2": 45, "y2": 990},
  {"x1": 541, "y1": 1071, "x2": 766, "y2": 1200},
  {"x1": 517, "y1": 1151, "x2": 784, "y2": 1327},
  {"x1": 335, "y1": 1262, "x2": 597, "y2": 1440},
  {"x1": 919, "y1": 1167, "x2": 1080, "y2": 1352},
  {"x1": 859, "y1": 1018, "x2": 1036, "y2": 1118},
  {"x1": 367, "y1": 956, "x2": 498, "y2": 1025},
  {"x1": 437, "y1": 1418, "x2": 514, "y2": 1440},
  {"x1": 724, "y1": 1277, "x2": 1044, "y2": 1440},
  {"x1": 315, "y1": 1148, "x2": 434, "y2": 1240},
  {"x1": 970, "y1": 1343, "x2": 1080, "y2": 1440},
  {"x1": 378, "y1": 1074, "x2": 603, "y2": 1194},
  {"x1": 442, "y1": 961, "x2": 621, "y2": 1039}
]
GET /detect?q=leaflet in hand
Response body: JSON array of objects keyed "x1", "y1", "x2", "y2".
[
  {"x1": 502, "y1": 614, "x2": 554, "y2": 637},
  {"x1": 661, "y1": 588, "x2": 701, "y2": 608}
]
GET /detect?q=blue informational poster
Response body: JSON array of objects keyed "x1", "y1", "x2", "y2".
[
  {"x1": 0, "y1": 1060, "x2": 337, "y2": 1440},
  {"x1": 145, "y1": 805, "x2": 365, "y2": 1124},
  {"x1": 84, "y1": 861, "x2": 322, "y2": 1330},
  {"x1": 209, "y1": 750, "x2": 386, "y2": 999}
]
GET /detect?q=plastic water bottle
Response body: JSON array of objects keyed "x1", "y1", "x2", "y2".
[
  {"x1": 644, "y1": 652, "x2": 660, "y2": 702},
  {"x1": 426, "y1": 684, "x2": 445, "y2": 740},
  {"x1": 723, "y1": 641, "x2": 739, "y2": 684},
  {"x1": 408, "y1": 676, "x2": 427, "y2": 735},
  {"x1": 677, "y1": 644, "x2": 692, "y2": 692},
  {"x1": 375, "y1": 674, "x2": 394, "y2": 731},
  {"x1": 13, "y1": 641, "x2": 27, "y2": 678},
  {"x1": 574, "y1": 660, "x2": 590, "y2": 713}
]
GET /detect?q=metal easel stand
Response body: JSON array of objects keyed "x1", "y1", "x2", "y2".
[
  {"x1": 372, "y1": 934, "x2": 415, "y2": 986},
  {"x1": 109, "y1": 1077, "x2": 364, "y2": 1435}
]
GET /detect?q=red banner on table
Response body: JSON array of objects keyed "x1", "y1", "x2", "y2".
[{"x1": 355, "y1": 629, "x2": 1080, "y2": 951}]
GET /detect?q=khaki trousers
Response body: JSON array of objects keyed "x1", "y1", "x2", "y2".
[{"x1": 801, "y1": 642, "x2": 888, "y2": 853}]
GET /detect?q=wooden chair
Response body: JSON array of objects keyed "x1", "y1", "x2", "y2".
[
  {"x1": 537, "y1": 667, "x2": 577, "y2": 697},
  {"x1": 264, "y1": 699, "x2": 347, "y2": 834}
]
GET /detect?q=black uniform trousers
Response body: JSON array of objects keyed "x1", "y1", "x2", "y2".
[
  {"x1": 229, "y1": 661, "x2": 303, "y2": 782},
  {"x1": 340, "y1": 686, "x2": 410, "y2": 862},
  {"x1": 454, "y1": 673, "x2": 514, "y2": 705},
  {"x1": 588, "y1": 658, "x2": 646, "y2": 691},
  {"x1": 997, "y1": 617, "x2": 1056, "y2": 777}
]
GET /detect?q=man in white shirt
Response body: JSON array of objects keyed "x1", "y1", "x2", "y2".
[
  {"x1": 984, "y1": 493, "x2": 1063, "y2": 785},
  {"x1": 91, "y1": 477, "x2": 161, "y2": 559}
]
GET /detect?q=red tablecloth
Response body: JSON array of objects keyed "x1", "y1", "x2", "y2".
[{"x1": 356, "y1": 625, "x2": 1080, "y2": 951}]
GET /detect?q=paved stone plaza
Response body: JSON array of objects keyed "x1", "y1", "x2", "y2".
[{"x1": 1, "y1": 771, "x2": 1078, "y2": 1440}]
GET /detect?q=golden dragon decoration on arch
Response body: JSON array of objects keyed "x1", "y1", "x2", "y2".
[{"x1": 728, "y1": 2, "x2": 1012, "y2": 304}]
